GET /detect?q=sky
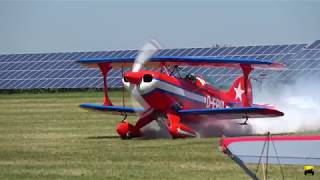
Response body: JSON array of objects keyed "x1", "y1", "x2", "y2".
[{"x1": 0, "y1": 0, "x2": 320, "y2": 54}]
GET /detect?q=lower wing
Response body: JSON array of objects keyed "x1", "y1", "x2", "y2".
[
  {"x1": 178, "y1": 106, "x2": 284, "y2": 119},
  {"x1": 80, "y1": 104, "x2": 144, "y2": 115}
]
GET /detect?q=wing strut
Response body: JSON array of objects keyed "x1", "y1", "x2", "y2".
[
  {"x1": 237, "y1": 116, "x2": 249, "y2": 125},
  {"x1": 99, "y1": 63, "x2": 113, "y2": 106},
  {"x1": 241, "y1": 65, "x2": 253, "y2": 107}
]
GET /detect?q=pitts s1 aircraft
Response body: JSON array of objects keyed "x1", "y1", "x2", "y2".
[{"x1": 77, "y1": 40, "x2": 286, "y2": 139}]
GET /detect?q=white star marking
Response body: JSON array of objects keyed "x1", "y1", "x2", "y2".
[{"x1": 234, "y1": 83, "x2": 245, "y2": 102}]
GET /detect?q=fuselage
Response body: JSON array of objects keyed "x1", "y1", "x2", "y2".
[{"x1": 123, "y1": 70, "x2": 230, "y2": 112}]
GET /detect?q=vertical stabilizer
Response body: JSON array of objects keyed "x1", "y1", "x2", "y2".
[{"x1": 225, "y1": 76, "x2": 252, "y2": 106}]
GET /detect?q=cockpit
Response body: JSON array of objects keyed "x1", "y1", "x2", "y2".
[{"x1": 184, "y1": 73, "x2": 197, "y2": 83}]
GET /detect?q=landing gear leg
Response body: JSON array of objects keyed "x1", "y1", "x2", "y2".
[
  {"x1": 238, "y1": 116, "x2": 249, "y2": 126},
  {"x1": 121, "y1": 113, "x2": 128, "y2": 122},
  {"x1": 116, "y1": 110, "x2": 154, "y2": 139}
]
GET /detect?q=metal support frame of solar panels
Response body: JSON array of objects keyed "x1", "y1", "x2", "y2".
[{"x1": 1, "y1": 40, "x2": 320, "y2": 90}]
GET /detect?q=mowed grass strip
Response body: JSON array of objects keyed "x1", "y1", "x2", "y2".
[{"x1": 0, "y1": 91, "x2": 318, "y2": 179}]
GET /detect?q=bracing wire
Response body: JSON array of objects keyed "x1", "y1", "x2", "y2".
[
  {"x1": 265, "y1": 132, "x2": 270, "y2": 180},
  {"x1": 256, "y1": 132, "x2": 285, "y2": 180},
  {"x1": 255, "y1": 135, "x2": 268, "y2": 174},
  {"x1": 270, "y1": 135, "x2": 285, "y2": 180}
]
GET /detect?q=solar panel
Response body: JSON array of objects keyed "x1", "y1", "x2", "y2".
[
  {"x1": 202, "y1": 48, "x2": 217, "y2": 56},
  {"x1": 0, "y1": 40, "x2": 319, "y2": 89},
  {"x1": 274, "y1": 45, "x2": 288, "y2": 54},
  {"x1": 171, "y1": 48, "x2": 186, "y2": 56},
  {"x1": 126, "y1": 50, "x2": 139, "y2": 57},
  {"x1": 304, "y1": 50, "x2": 319, "y2": 59},
  {"x1": 188, "y1": 48, "x2": 204, "y2": 56},
  {"x1": 307, "y1": 40, "x2": 320, "y2": 49}
]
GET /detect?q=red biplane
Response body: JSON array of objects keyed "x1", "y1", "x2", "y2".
[{"x1": 77, "y1": 40, "x2": 286, "y2": 139}]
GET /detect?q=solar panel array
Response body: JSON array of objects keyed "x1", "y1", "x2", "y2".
[{"x1": 1, "y1": 40, "x2": 320, "y2": 90}]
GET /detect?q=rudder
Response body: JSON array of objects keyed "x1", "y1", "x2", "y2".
[{"x1": 225, "y1": 76, "x2": 252, "y2": 106}]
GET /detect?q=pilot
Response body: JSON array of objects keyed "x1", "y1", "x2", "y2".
[{"x1": 185, "y1": 73, "x2": 196, "y2": 83}]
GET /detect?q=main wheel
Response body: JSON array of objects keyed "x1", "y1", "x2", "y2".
[{"x1": 116, "y1": 121, "x2": 142, "y2": 139}]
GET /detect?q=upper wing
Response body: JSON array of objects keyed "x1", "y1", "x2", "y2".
[
  {"x1": 221, "y1": 135, "x2": 320, "y2": 165},
  {"x1": 178, "y1": 106, "x2": 284, "y2": 119},
  {"x1": 77, "y1": 56, "x2": 286, "y2": 70},
  {"x1": 80, "y1": 104, "x2": 144, "y2": 115}
]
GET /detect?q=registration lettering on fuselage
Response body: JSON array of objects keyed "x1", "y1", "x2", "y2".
[{"x1": 206, "y1": 96, "x2": 224, "y2": 108}]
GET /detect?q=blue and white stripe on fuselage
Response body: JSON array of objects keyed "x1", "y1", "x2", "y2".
[
  {"x1": 140, "y1": 78, "x2": 206, "y2": 104},
  {"x1": 123, "y1": 77, "x2": 226, "y2": 108}
]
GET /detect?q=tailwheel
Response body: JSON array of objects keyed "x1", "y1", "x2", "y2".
[{"x1": 116, "y1": 121, "x2": 142, "y2": 139}]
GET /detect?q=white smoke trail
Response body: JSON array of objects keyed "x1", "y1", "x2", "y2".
[
  {"x1": 142, "y1": 78, "x2": 320, "y2": 138},
  {"x1": 141, "y1": 120, "x2": 172, "y2": 139},
  {"x1": 249, "y1": 78, "x2": 320, "y2": 134},
  {"x1": 186, "y1": 119, "x2": 254, "y2": 137},
  {"x1": 141, "y1": 115, "x2": 254, "y2": 138}
]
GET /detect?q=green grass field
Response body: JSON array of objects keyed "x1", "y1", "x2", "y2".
[{"x1": 0, "y1": 91, "x2": 318, "y2": 179}]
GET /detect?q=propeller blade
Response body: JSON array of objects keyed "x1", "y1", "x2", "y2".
[
  {"x1": 128, "y1": 39, "x2": 163, "y2": 129},
  {"x1": 132, "y1": 39, "x2": 161, "y2": 72}
]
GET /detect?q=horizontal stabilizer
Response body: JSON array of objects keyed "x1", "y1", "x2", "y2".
[
  {"x1": 80, "y1": 104, "x2": 144, "y2": 115},
  {"x1": 178, "y1": 107, "x2": 284, "y2": 119},
  {"x1": 78, "y1": 56, "x2": 286, "y2": 70},
  {"x1": 221, "y1": 136, "x2": 320, "y2": 165}
]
